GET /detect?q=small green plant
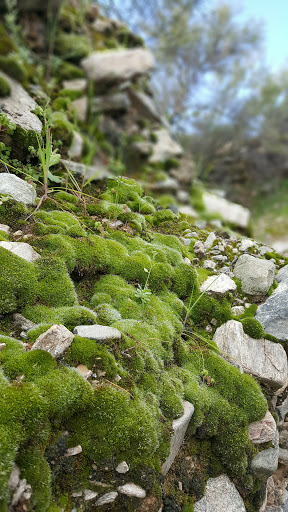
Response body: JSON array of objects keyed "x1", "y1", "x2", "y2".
[
  {"x1": 36, "y1": 121, "x2": 62, "y2": 200},
  {"x1": 135, "y1": 254, "x2": 155, "y2": 304}
]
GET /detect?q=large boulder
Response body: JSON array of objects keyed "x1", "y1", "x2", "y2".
[
  {"x1": 0, "y1": 173, "x2": 36, "y2": 205},
  {"x1": 213, "y1": 320, "x2": 288, "y2": 388},
  {"x1": 81, "y1": 48, "x2": 155, "y2": 84},
  {"x1": 234, "y1": 254, "x2": 275, "y2": 296},
  {"x1": 256, "y1": 270, "x2": 288, "y2": 341},
  {"x1": 194, "y1": 475, "x2": 246, "y2": 512}
]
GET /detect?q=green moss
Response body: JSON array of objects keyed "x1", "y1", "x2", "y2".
[
  {"x1": 106, "y1": 239, "x2": 128, "y2": 274},
  {"x1": 54, "y1": 33, "x2": 91, "y2": 60},
  {"x1": 158, "y1": 370, "x2": 184, "y2": 419},
  {"x1": 1, "y1": 344, "x2": 57, "y2": 381},
  {"x1": 106, "y1": 176, "x2": 143, "y2": 202},
  {"x1": 22, "y1": 305, "x2": 97, "y2": 330},
  {"x1": 35, "y1": 256, "x2": 77, "y2": 307},
  {"x1": 149, "y1": 262, "x2": 174, "y2": 292},
  {"x1": 51, "y1": 96, "x2": 72, "y2": 113},
  {"x1": 54, "y1": 191, "x2": 78, "y2": 205},
  {"x1": 33, "y1": 234, "x2": 76, "y2": 273},
  {"x1": 0, "y1": 247, "x2": 37, "y2": 315},
  {"x1": 0, "y1": 23, "x2": 17, "y2": 55},
  {"x1": 90, "y1": 292, "x2": 112, "y2": 308},
  {"x1": 57, "y1": 61, "x2": 85, "y2": 80},
  {"x1": 34, "y1": 210, "x2": 86, "y2": 237},
  {"x1": 26, "y1": 324, "x2": 54, "y2": 343},
  {"x1": 190, "y1": 182, "x2": 205, "y2": 212},
  {"x1": 69, "y1": 235, "x2": 109, "y2": 275},
  {"x1": 113, "y1": 319, "x2": 169, "y2": 362},
  {"x1": 153, "y1": 209, "x2": 176, "y2": 225},
  {"x1": 17, "y1": 448, "x2": 51, "y2": 512},
  {"x1": 189, "y1": 292, "x2": 232, "y2": 325},
  {"x1": 158, "y1": 291, "x2": 185, "y2": 318},
  {"x1": 0, "y1": 76, "x2": 10, "y2": 97},
  {"x1": 0, "y1": 198, "x2": 27, "y2": 228},
  {"x1": 65, "y1": 335, "x2": 119, "y2": 378},
  {"x1": 95, "y1": 304, "x2": 122, "y2": 325},
  {"x1": 0, "y1": 54, "x2": 26, "y2": 81},
  {"x1": 241, "y1": 317, "x2": 265, "y2": 339},
  {"x1": 50, "y1": 111, "x2": 74, "y2": 147},
  {"x1": 172, "y1": 263, "x2": 198, "y2": 299},
  {"x1": 58, "y1": 88, "x2": 83, "y2": 101}
]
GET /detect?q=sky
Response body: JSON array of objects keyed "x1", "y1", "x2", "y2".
[{"x1": 231, "y1": 0, "x2": 288, "y2": 72}]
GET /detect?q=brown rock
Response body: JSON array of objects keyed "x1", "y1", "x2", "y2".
[{"x1": 249, "y1": 411, "x2": 277, "y2": 444}]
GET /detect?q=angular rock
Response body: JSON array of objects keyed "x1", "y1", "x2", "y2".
[
  {"x1": 0, "y1": 223, "x2": 11, "y2": 233},
  {"x1": 278, "y1": 448, "x2": 288, "y2": 465},
  {"x1": 61, "y1": 159, "x2": 112, "y2": 182},
  {"x1": 83, "y1": 489, "x2": 98, "y2": 501},
  {"x1": 204, "y1": 232, "x2": 217, "y2": 249},
  {"x1": 213, "y1": 320, "x2": 288, "y2": 388},
  {"x1": 76, "y1": 364, "x2": 92, "y2": 380},
  {"x1": 65, "y1": 445, "x2": 82, "y2": 457},
  {"x1": 118, "y1": 483, "x2": 146, "y2": 498},
  {"x1": 81, "y1": 48, "x2": 155, "y2": 84},
  {"x1": 161, "y1": 400, "x2": 194, "y2": 475},
  {"x1": 202, "y1": 260, "x2": 217, "y2": 271},
  {"x1": 116, "y1": 461, "x2": 129, "y2": 474},
  {"x1": 194, "y1": 475, "x2": 246, "y2": 512},
  {"x1": 231, "y1": 305, "x2": 245, "y2": 316},
  {"x1": 193, "y1": 240, "x2": 205, "y2": 258},
  {"x1": 251, "y1": 445, "x2": 279, "y2": 480},
  {"x1": 0, "y1": 72, "x2": 42, "y2": 133},
  {"x1": 96, "y1": 492, "x2": 118, "y2": 506},
  {"x1": 239, "y1": 238, "x2": 255, "y2": 252},
  {"x1": 31, "y1": 324, "x2": 74, "y2": 358},
  {"x1": 276, "y1": 265, "x2": 288, "y2": 284},
  {"x1": 256, "y1": 280, "x2": 288, "y2": 342},
  {"x1": 13, "y1": 313, "x2": 35, "y2": 331},
  {"x1": 234, "y1": 254, "x2": 275, "y2": 296},
  {"x1": 249, "y1": 411, "x2": 277, "y2": 444},
  {"x1": 149, "y1": 129, "x2": 183, "y2": 163},
  {"x1": 0, "y1": 173, "x2": 36, "y2": 205},
  {"x1": 200, "y1": 274, "x2": 237, "y2": 295},
  {"x1": 203, "y1": 191, "x2": 250, "y2": 229},
  {"x1": 8, "y1": 465, "x2": 20, "y2": 491},
  {"x1": 0, "y1": 241, "x2": 40, "y2": 262},
  {"x1": 149, "y1": 177, "x2": 180, "y2": 193},
  {"x1": 128, "y1": 88, "x2": 162, "y2": 122},
  {"x1": 73, "y1": 325, "x2": 122, "y2": 341},
  {"x1": 93, "y1": 93, "x2": 130, "y2": 112}
]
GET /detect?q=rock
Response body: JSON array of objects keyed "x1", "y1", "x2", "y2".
[
  {"x1": 180, "y1": 237, "x2": 192, "y2": 247},
  {"x1": 178, "y1": 205, "x2": 198, "y2": 217},
  {"x1": 203, "y1": 191, "x2": 250, "y2": 228},
  {"x1": 193, "y1": 241, "x2": 205, "y2": 258},
  {"x1": 11, "y1": 478, "x2": 32, "y2": 506},
  {"x1": 128, "y1": 88, "x2": 162, "y2": 122},
  {"x1": 193, "y1": 475, "x2": 246, "y2": 512},
  {"x1": 68, "y1": 131, "x2": 83, "y2": 160},
  {"x1": 13, "y1": 230, "x2": 23, "y2": 237},
  {"x1": 118, "y1": 483, "x2": 146, "y2": 498},
  {"x1": 0, "y1": 343, "x2": 6, "y2": 351},
  {"x1": 277, "y1": 396, "x2": 288, "y2": 420},
  {"x1": 81, "y1": 48, "x2": 155, "y2": 84},
  {"x1": 83, "y1": 489, "x2": 98, "y2": 501},
  {"x1": 76, "y1": 364, "x2": 92, "y2": 380},
  {"x1": 202, "y1": 260, "x2": 216, "y2": 271},
  {"x1": 116, "y1": 461, "x2": 129, "y2": 474},
  {"x1": 65, "y1": 445, "x2": 82, "y2": 457},
  {"x1": 276, "y1": 265, "x2": 288, "y2": 284},
  {"x1": 72, "y1": 96, "x2": 88, "y2": 122},
  {"x1": 234, "y1": 254, "x2": 275, "y2": 296},
  {"x1": 96, "y1": 492, "x2": 118, "y2": 506},
  {"x1": 8, "y1": 465, "x2": 20, "y2": 491},
  {"x1": 0, "y1": 173, "x2": 36, "y2": 205},
  {"x1": 61, "y1": 159, "x2": 112, "y2": 182},
  {"x1": 204, "y1": 232, "x2": 217, "y2": 249},
  {"x1": 256, "y1": 280, "x2": 288, "y2": 342},
  {"x1": 177, "y1": 190, "x2": 190, "y2": 203},
  {"x1": 12, "y1": 313, "x2": 35, "y2": 331},
  {"x1": 251, "y1": 444, "x2": 279, "y2": 480},
  {"x1": 249, "y1": 411, "x2": 277, "y2": 444},
  {"x1": 149, "y1": 177, "x2": 180, "y2": 193},
  {"x1": 161, "y1": 400, "x2": 194, "y2": 475},
  {"x1": 0, "y1": 223, "x2": 11, "y2": 233},
  {"x1": 31, "y1": 324, "x2": 74, "y2": 358},
  {"x1": 231, "y1": 305, "x2": 245, "y2": 315},
  {"x1": 259, "y1": 245, "x2": 273, "y2": 256},
  {"x1": 73, "y1": 325, "x2": 122, "y2": 341},
  {"x1": 0, "y1": 72, "x2": 42, "y2": 133},
  {"x1": 149, "y1": 129, "x2": 183, "y2": 163},
  {"x1": 0, "y1": 241, "x2": 40, "y2": 262},
  {"x1": 239, "y1": 239, "x2": 255, "y2": 251},
  {"x1": 62, "y1": 78, "x2": 87, "y2": 91},
  {"x1": 200, "y1": 274, "x2": 237, "y2": 295},
  {"x1": 213, "y1": 320, "x2": 288, "y2": 388},
  {"x1": 278, "y1": 448, "x2": 288, "y2": 465},
  {"x1": 93, "y1": 93, "x2": 130, "y2": 112}
]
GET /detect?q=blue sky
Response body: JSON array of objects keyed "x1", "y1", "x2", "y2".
[{"x1": 231, "y1": 0, "x2": 288, "y2": 71}]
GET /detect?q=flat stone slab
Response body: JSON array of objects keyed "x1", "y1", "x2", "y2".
[
  {"x1": 81, "y1": 48, "x2": 155, "y2": 84},
  {"x1": 249, "y1": 411, "x2": 277, "y2": 444},
  {"x1": 213, "y1": 320, "x2": 288, "y2": 388},
  {"x1": 200, "y1": 274, "x2": 237, "y2": 295},
  {"x1": 256, "y1": 280, "x2": 288, "y2": 342},
  {"x1": 234, "y1": 254, "x2": 275, "y2": 296},
  {"x1": 31, "y1": 324, "x2": 74, "y2": 358},
  {"x1": 0, "y1": 173, "x2": 36, "y2": 205},
  {"x1": 194, "y1": 475, "x2": 246, "y2": 512},
  {"x1": 73, "y1": 325, "x2": 122, "y2": 341},
  {"x1": 0, "y1": 241, "x2": 40, "y2": 262},
  {"x1": 0, "y1": 71, "x2": 42, "y2": 133},
  {"x1": 203, "y1": 191, "x2": 250, "y2": 228},
  {"x1": 162, "y1": 400, "x2": 194, "y2": 475}
]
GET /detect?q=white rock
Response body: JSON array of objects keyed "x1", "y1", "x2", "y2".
[
  {"x1": 0, "y1": 173, "x2": 36, "y2": 205},
  {"x1": 249, "y1": 411, "x2": 277, "y2": 444},
  {"x1": 65, "y1": 445, "x2": 82, "y2": 457},
  {"x1": 239, "y1": 239, "x2": 255, "y2": 252},
  {"x1": 81, "y1": 48, "x2": 155, "y2": 83},
  {"x1": 194, "y1": 475, "x2": 246, "y2": 512},
  {"x1": 204, "y1": 232, "x2": 217, "y2": 249},
  {"x1": 96, "y1": 492, "x2": 118, "y2": 506},
  {"x1": 203, "y1": 260, "x2": 216, "y2": 271},
  {"x1": 118, "y1": 483, "x2": 146, "y2": 498},
  {"x1": 234, "y1": 254, "x2": 275, "y2": 296},
  {"x1": 72, "y1": 96, "x2": 88, "y2": 122},
  {"x1": 31, "y1": 324, "x2": 74, "y2": 358},
  {"x1": 62, "y1": 78, "x2": 87, "y2": 91},
  {"x1": 8, "y1": 465, "x2": 20, "y2": 491},
  {"x1": 162, "y1": 400, "x2": 194, "y2": 475},
  {"x1": 0, "y1": 241, "x2": 40, "y2": 262},
  {"x1": 116, "y1": 461, "x2": 129, "y2": 474},
  {"x1": 69, "y1": 131, "x2": 83, "y2": 160},
  {"x1": 231, "y1": 306, "x2": 245, "y2": 316},
  {"x1": 0, "y1": 223, "x2": 11, "y2": 233},
  {"x1": 73, "y1": 325, "x2": 121, "y2": 341},
  {"x1": 93, "y1": 93, "x2": 130, "y2": 112},
  {"x1": 213, "y1": 320, "x2": 288, "y2": 388},
  {"x1": 149, "y1": 129, "x2": 183, "y2": 163},
  {"x1": 128, "y1": 88, "x2": 162, "y2": 122},
  {"x1": 83, "y1": 489, "x2": 98, "y2": 501},
  {"x1": 278, "y1": 448, "x2": 288, "y2": 465},
  {"x1": 0, "y1": 343, "x2": 6, "y2": 352},
  {"x1": 200, "y1": 274, "x2": 237, "y2": 295},
  {"x1": 178, "y1": 205, "x2": 198, "y2": 217},
  {"x1": 76, "y1": 364, "x2": 92, "y2": 380},
  {"x1": 203, "y1": 191, "x2": 250, "y2": 229}
]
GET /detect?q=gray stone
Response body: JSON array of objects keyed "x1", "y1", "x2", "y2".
[
  {"x1": 116, "y1": 461, "x2": 129, "y2": 474},
  {"x1": 234, "y1": 254, "x2": 275, "y2": 296},
  {"x1": 194, "y1": 475, "x2": 246, "y2": 512},
  {"x1": 0, "y1": 173, "x2": 36, "y2": 205},
  {"x1": 83, "y1": 489, "x2": 98, "y2": 501},
  {"x1": 62, "y1": 78, "x2": 87, "y2": 91},
  {"x1": 73, "y1": 325, "x2": 122, "y2": 341},
  {"x1": 96, "y1": 492, "x2": 118, "y2": 506},
  {"x1": 0, "y1": 72, "x2": 42, "y2": 133},
  {"x1": 176, "y1": 190, "x2": 190, "y2": 203},
  {"x1": 72, "y1": 96, "x2": 88, "y2": 123},
  {"x1": 249, "y1": 411, "x2": 277, "y2": 444},
  {"x1": 68, "y1": 131, "x2": 83, "y2": 161},
  {"x1": 81, "y1": 48, "x2": 155, "y2": 84},
  {"x1": 231, "y1": 305, "x2": 245, "y2": 315},
  {"x1": 180, "y1": 237, "x2": 192, "y2": 247},
  {"x1": 128, "y1": 88, "x2": 162, "y2": 122},
  {"x1": 213, "y1": 320, "x2": 288, "y2": 388},
  {"x1": 239, "y1": 238, "x2": 255, "y2": 251},
  {"x1": 278, "y1": 448, "x2": 288, "y2": 465},
  {"x1": 277, "y1": 396, "x2": 288, "y2": 420},
  {"x1": 252, "y1": 446, "x2": 279, "y2": 480},
  {"x1": 13, "y1": 313, "x2": 35, "y2": 331},
  {"x1": 118, "y1": 483, "x2": 146, "y2": 498},
  {"x1": 178, "y1": 205, "x2": 198, "y2": 217},
  {"x1": 161, "y1": 400, "x2": 194, "y2": 475},
  {"x1": 149, "y1": 177, "x2": 180, "y2": 193},
  {"x1": 256, "y1": 280, "x2": 288, "y2": 342},
  {"x1": 259, "y1": 245, "x2": 273, "y2": 256},
  {"x1": 200, "y1": 274, "x2": 237, "y2": 295},
  {"x1": 203, "y1": 191, "x2": 250, "y2": 228},
  {"x1": 193, "y1": 241, "x2": 205, "y2": 258},
  {"x1": 276, "y1": 265, "x2": 288, "y2": 284},
  {"x1": 204, "y1": 232, "x2": 217, "y2": 249},
  {"x1": 149, "y1": 129, "x2": 183, "y2": 163},
  {"x1": 0, "y1": 241, "x2": 40, "y2": 262},
  {"x1": 0, "y1": 223, "x2": 11, "y2": 233},
  {"x1": 202, "y1": 260, "x2": 217, "y2": 271},
  {"x1": 8, "y1": 465, "x2": 20, "y2": 491},
  {"x1": 65, "y1": 445, "x2": 82, "y2": 457},
  {"x1": 61, "y1": 159, "x2": 112, "y2": 182},
  {"x1": 93, "y1": 93, "x2": 130, "y2": 112},
  {"x1": 31, "y1": 324, "x2": 74, "y2": 358}
]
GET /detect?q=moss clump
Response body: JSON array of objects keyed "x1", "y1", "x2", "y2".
[
  {"x1": 189, "y1": 292, "x2": 232, "y2": 326},
  {"x1": 0, "y1": 54, "x2": 26, "y2": 81},
  {"x1": 172, "y1": 263, "x2": 198, "y2": 299},
  {"x1": 95, "y1": 304, "x2": 122, "y2": 325},
  {"x1": 33, "y1": 234, "x2": 76, "y2": 273},
  {"x1": 241, "y1": 317, "x2": 266, "y2": 339},
  {"x1": 0, "y1": 247, "x2": 37, "y2": 315},
  {"x1": 0, "y1": 75, "x2": 10, "y2": 97},
  {"x1": 17, "y1": 448, "x2": 51, "y2": 512},
  {"x1": 34, "y1": 210, "x2": 86, "y2": 237},
  {"x1": 57, "y1": 60, "x2": 85, "y2": 80},
  {"x1": 153, "y1": 209, "x2": 176, "y2": 225},
  {"x1": 69, "y1": 235, "x2": 109, "y2": 275},
  {"x1": 158, "y1": 370, "x2": 184, "y2": 419},
  {"x1": 54, "y1": 33, "x2": 91, "y2": 61},
  {"x1": 22, "y1": 305, "x2": 97, "y2": 330},
  {"x1": 65, "y1": 335, "x2": 119, "y2": 378},
  {"x1": 105, "y1": 176, "x2": 143, "y2": 203},
  {"x1": 0, "y1": 198, "x2": 27, "y2": 228},
  {"x1": 26, "y1": 324, "x2": 54, "y2": 343},
  {"x1": 0, "y1": 340, "x2": 56, "y2": 381},
  {"x1": 0, "y1": 23, "x2": 16, "y2": 55},
  {"x1": 35, "y1": 256, "x2": 78, "y2": 307},
  {"x1": 50, "y1": 111, "x2": 74, "y2": 147}
]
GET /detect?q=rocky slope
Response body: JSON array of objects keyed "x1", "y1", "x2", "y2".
[{"x1": 0, "y1": 2, "x2": 288, "y2": 512}]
